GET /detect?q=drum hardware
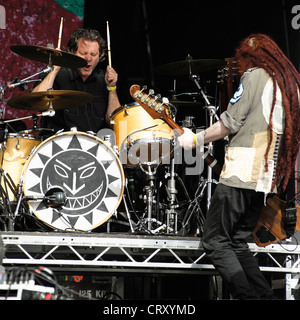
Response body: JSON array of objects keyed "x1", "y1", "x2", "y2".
[
  {"x1": 178, "y1": 176, "x2": 208, "y2": 236},
  {"x1": 164, "y1": 158, "x2": 179, "y2": 234},
  {"x1": 121, "y1": 194, "x2": 135, "y2": 233},
  {"x1": 181, "y1": 116, "x2": 195, "y2": 129},
  {"x1": 131, "y1": 163, "x2": 173, "y2": 234},
  {"x1": 187, "y1": 59, "x2": 220, "y2": 211},
  {"x1": 0, "y1": 64, "x2": 56, "y2": 103},
  {"x1": 0, "y1": 169, "x2": 17, "y2": 230},
  {"x1": 0, "y1": 126, "x2": 19, "y2": 229}
]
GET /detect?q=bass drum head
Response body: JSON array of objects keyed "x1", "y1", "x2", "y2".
[{"x1": 22, "y1": 132, "x2": 125, "y2": 231}]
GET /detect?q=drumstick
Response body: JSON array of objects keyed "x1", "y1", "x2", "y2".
[
  {"x1": 106, "y1": 21, "x2": 112, "y2": 68},
  {"x1": 57, "y1": 17, "x2": 64, "y2": 50}
]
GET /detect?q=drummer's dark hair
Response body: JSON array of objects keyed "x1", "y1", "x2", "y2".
[
  {"x1": 67, "y1": 28, "x2": 106, "y2": 62},
  {"x1": 235, "y1": 33, "x2": 300, "y2": 192}
]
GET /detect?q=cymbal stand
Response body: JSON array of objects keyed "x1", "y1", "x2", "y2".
[
  {"x1": 164, "y1": 158, "x2": 178, "y2": 234},
  {"x1": 0, "y1": 109, "x2": 56, "y2": 127},
  {"x1": 0, "y1": 126, "x2": 18, "y2": 230},
  {"x1": 188, "y1": 58, "x2": 219, "y2": 211}
]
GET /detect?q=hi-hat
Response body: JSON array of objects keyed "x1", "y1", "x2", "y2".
[
  {"x1": 7, "y1": 90, "x2": 93, "y2": 111},
  {"x1": 156, "y1": 58, "x2": 225, "y2": 76},
  {"x1": 11, "y1": 45, "x2": 87, "y2": 69}
]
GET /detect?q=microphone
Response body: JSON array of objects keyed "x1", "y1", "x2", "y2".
[
  {"x1": 6, "y1": 78, "x2": 42, "y2": 89},
  {"x1": 23, "y1": 195, "x2": 45, "y2": 201},
  {"x1": 24, "y1": 187, "x2": 67, "y2": 209}
]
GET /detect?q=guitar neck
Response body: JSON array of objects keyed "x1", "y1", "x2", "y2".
[
  {"x1": 129, "y1": 84, "x2": 222, "y2": 176},
  {"x1": 163, "y1": 115, "x2": 184, "y2": 134}
]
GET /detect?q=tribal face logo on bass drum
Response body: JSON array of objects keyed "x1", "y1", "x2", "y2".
[{"x1": 22, "y1": 132, "x2": 124, "y2": 231}]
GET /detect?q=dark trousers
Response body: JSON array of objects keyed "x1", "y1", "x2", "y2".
[{"x1": 202, "y1": 183, "x2": 275, "y2": 299}]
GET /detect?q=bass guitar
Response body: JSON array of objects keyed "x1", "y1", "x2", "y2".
[{"x1": 129, "y1": 84, "x2": 300, "y2": 247}]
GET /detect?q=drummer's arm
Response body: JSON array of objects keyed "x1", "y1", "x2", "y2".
[
  {"x1": 106, "y1": 90, "x2": 121, "y2": 124},
  {"x1": 31, "y1": 66, "x2": 61, "y2": 92},
  {"x1": 105, "y1": 66, "x2": 121, "y2": 124}
]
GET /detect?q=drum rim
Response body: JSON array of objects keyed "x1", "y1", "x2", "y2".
[
  {"x1": 5, "y1": 132, "x2": 41, "y2": 140},
  {"x1": 124, "y1": 137, "x2": 174, "y2": 147},
  {"x1": 22, "y1": 131, "x2": 125, "y2": 231},
  {"x1": 110, "y1": 101, "x2": 139, "y2": 118}
]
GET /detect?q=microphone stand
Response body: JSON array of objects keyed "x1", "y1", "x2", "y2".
[
  {"x1": 187, "y1": 55, "x2": 219, "y2": 211},
  {"x1": 0, "y1": 65, "x2": 52, "y2": 100}
]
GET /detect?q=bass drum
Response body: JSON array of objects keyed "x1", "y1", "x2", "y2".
[{"x1": 22, "y1": 131, "x2": 125, "y2": 231}]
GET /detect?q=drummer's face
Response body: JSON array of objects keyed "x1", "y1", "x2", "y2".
[{"x1": 75, "y1": 38, "x2": 100, "y2": 81}]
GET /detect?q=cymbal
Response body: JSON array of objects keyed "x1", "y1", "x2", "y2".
[
  {"x1": 7, "y1": 90, "x2": 93, "y2": 111},
  {"x1": 155, "y1": 58, "x2": 225, "y2": 76},
  {"x1": 169, "y1": 100, "x2": 202, "y2": 106},
  {"x1": 11, "y1": 45, "x2": 87, "y2": 69}
]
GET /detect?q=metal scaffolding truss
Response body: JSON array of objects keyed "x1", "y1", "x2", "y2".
[
  {"x1": 1, "y1": 232, "x2": 208, "y2": 271},
  {"x1": 1, "y1": 231, "x2": 300, "y2": 274},
  {"x1": 2, "y1": 232, "x2": 300, "y2": 299}
]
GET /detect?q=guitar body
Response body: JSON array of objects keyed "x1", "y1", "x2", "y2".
[
  {"x1": 252, "y1": 196, "x2": 300, "y2": 247},
  {"x1": 129, "y1": 84, "x2": 299, "y2": 247}
]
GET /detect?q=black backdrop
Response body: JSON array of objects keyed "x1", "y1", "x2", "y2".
[
  {"x1": 84, "y1": 0, "x2": 300, "y2": 200},
  {"x1": 84, "y1": 0, "x2": 299, "y2": 106}
]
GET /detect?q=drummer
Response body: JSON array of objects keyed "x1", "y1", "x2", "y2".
[{"x1": 32, "y1": 28, "x2": 121, "y2": 134}]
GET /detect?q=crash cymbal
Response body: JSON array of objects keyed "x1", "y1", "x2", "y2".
[
  {"x1": 7, "y1": 90, "x2": 93, "y2": 111},
  {"x1": 11, "y1": 45, "x2": 87, "y2": 69},
  {"x1": 156, "y1": 58, "x2": 225, "y2": 76}
]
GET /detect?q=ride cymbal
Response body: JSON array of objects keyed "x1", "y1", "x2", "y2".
[
  {"x1": 11, "y1": 45, "x2": 87, "y2": 69},
  {"x1": 7, "y1": 90, "x2": 93, "y2": 111},
  {"x1": 155, "y1": 58, "x2": 225, "y2": 76}
]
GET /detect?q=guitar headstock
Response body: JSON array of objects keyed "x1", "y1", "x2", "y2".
[
  {"x1": 217, "y1": 57, "x2": 239, "y2": 84},
  {"x1": 130, "y1": 84, "x2": 168, "y2": 120}
]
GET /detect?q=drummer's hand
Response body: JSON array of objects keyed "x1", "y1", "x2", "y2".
[
  {"x1": 177, "y1": 127, "x2": 196, "y2": 150},
  {"x1": 105, "y1": 66, "x2": 118, "y2": 87}
]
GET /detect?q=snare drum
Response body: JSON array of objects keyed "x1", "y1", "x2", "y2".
[
  {"x1": 110, "y1": 102, "x2": 174, "y2": 166},
  {"x1": 0, "y1": 134, "x2": 41, "y2": 199},
  {"x1": 22, "y1": 131, "x2": 125, "y2": 231}
]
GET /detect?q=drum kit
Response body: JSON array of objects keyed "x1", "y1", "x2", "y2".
[{"x1": 0, "y1": 30, "x2": 227, "y2": 235}]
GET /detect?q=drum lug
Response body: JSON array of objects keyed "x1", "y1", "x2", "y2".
[
  {"x1": 112, "y1": 145, "x2": 119, "y2": 156},
  {"x1": 87, "y1": 131, "x2": 96, "y2": 137},
  {"x1": 124, "y1": 104, "x2": 130, "y2": 115},
  {"x1": 56, "y1": 129, "x2": 64, "y2": 136}
]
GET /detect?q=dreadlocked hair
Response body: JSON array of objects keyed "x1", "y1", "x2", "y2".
[{"x1": 235, "y1": 33, "x2": 300, "y2": 192}]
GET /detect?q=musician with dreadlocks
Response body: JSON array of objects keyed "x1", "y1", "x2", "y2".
[{"x1": 178, "y1": 33, "x2": 300, "y2": 299}]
